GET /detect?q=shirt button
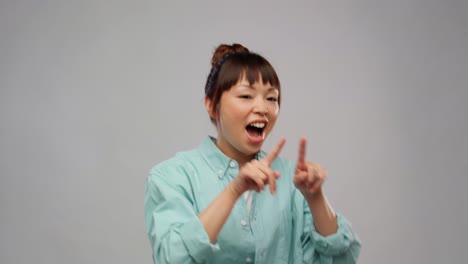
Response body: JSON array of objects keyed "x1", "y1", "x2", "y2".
[
  {"x1": 229, "y1": 161, "x2": 236, "y2": 167},
  {"x1": 218, "y1": 170, "x2": 223, "y2": 175},
  {"x1": 240, "y1": 220, "x2": 247, "y2": 226},
  {"x1": 245, "y1": 257, "x2": 252, "y2": 263}
]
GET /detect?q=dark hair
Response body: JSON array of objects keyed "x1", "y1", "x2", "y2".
[{"x1": 205, "y1": 43, "x2": 281, "y2": 123}]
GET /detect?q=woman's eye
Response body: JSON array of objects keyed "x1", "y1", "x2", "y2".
[
  {"x1": 267, "y1": 97, "x2": 278, "y2": 102},
  {"x1": 240, "y1": 95, "x2": 252, "y2": 99}
]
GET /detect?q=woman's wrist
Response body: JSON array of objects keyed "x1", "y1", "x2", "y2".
[
  {"x1": 301, "y1": 187, "x2": 324, "y2": 202},
  {"x1": 227, "y1": 183, "x2": 242, "y2": 200}
]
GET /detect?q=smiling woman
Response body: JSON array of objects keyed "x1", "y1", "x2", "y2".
[
  {"x1": 144, "y1": 43, "x2": 361, "y2": 264},
  {"x1": 206, "y1": 77, "x2": 280, "y2": 167}
]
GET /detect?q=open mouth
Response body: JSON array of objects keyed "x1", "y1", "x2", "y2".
[{"x1": 245, "y1": 122, "x2": 266, "y2": 143}]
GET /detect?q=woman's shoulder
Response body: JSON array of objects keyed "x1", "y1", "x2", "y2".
[{"x1": 147, "y1": 148, "x2": 201, "y2": 184}]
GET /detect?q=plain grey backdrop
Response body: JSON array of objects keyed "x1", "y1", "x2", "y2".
[{"x1": 1, "y1": 1, "x2": 467, "y2": 263}]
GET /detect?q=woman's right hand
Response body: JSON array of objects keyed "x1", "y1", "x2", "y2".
[{"x1": 230, "y1": 138, "x2": 286, "y2": 196}]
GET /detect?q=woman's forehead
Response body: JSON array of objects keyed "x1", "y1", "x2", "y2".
[{"x1": 236, "y1": 74, "x2": 278, "y2": 89}]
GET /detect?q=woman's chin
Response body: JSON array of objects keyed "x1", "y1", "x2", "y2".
[{"x1": 243, "y1": 143, "x2": 263, "y2": 156}]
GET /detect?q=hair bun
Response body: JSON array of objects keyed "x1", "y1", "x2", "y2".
[{"x1": 211, "y1": 43, "x2": 249, "y2": 67}]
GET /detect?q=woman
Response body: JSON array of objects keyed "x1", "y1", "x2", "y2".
[{"x1": 144, "y1": 43, "x2": 361, "y2": 263}]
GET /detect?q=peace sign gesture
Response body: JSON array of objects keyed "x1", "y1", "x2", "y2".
[
  {"x1": 230, "y1": 138, "x2": 286, "y2": 196},
  {"x1": 293, "y1": 137, "x2": 328, "y2": 195}
]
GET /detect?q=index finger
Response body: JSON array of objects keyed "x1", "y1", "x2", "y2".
[
  {"x1": 263, "y1": 137, "x2": 286, "y2": 166},
  {"x1": 297, "y1": 137, "x2": 307, "y2": 165}
]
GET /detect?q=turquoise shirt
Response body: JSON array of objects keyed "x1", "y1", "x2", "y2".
[{"x1": 144, "y1": 136, "x2": 361, "y2": 264}]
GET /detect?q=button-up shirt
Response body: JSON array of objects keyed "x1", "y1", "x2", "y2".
[{"x1": 144, "y1": 136, "x2": 361, "y2": 263}]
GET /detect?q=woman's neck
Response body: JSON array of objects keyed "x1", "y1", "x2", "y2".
[{"x1": 214, "y1": 139, "x2": 256, "y2": 168}]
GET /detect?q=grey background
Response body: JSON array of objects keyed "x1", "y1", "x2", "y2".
[{"x1": 1, "y1": 1, "x2": 467, "y2": 263}]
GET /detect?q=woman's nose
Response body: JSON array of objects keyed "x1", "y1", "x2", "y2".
[{"x1": 253, "y1": 99, "x2": 269, "y2": 115}]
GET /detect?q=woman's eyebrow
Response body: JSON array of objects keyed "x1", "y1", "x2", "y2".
[
  {"x1": 237, "y1": 83, "x2": 253, "y2": 89},
  {"x1": 239, "y1": 83, "x2": 276, "y2": 91}
]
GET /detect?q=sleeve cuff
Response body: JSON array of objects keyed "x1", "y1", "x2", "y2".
[
  {"x1": 179, "y1": 218, "x2": 220, "y2": 262},
  {"x1": 310, "y1": 213, "x2": 357, "y2": 257}
]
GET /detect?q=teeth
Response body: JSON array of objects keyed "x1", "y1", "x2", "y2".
[{"x1": 250, "y1": 122, "x2": 265, "y2": 128}]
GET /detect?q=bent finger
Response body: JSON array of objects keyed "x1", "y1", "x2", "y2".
[
  {"x1": 250, "y1": 175, "x2": 265, "y2": 191},
  {"x1": 257, "y1": 162, "x2": 277, "y2": 194}
]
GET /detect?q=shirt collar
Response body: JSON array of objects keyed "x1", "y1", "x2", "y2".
[{"x1": 198, "y1": 136, "x2": 266, "y2": 179}]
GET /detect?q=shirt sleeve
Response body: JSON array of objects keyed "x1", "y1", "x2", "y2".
[
  {"x1": 144, "y1": 167, "x2": 220, "y2": 264},
  {"x1": 301, "y1": 199, "x2": 362, "y2": 263}
]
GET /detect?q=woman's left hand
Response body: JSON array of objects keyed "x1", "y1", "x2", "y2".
[{"x1": 293, "y1": 137, "x2": 328, "y2": 196}]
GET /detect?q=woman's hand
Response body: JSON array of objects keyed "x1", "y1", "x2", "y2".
[
  {"x1": 230, "y1": 138, "x2": 286, "y2": 196},
  {"x1": 293, "y1": 137, "x2": 328, "y2": 196}
]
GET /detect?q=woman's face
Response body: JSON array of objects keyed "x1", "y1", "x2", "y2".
[{"x1": 206, "y1": 76, "x2": 280, "y2": 163}]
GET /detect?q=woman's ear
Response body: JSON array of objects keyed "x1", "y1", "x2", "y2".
[{"x1": 204, "y1": 97, "x2": 217, "y2": 119}]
